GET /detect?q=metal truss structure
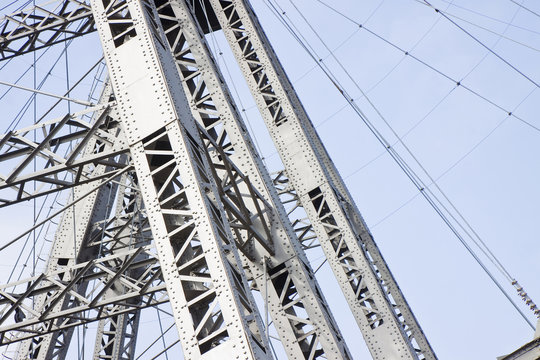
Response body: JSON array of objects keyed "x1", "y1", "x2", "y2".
[{"x1": 0, "y1": 0, "x2": 438, "y2": 359}]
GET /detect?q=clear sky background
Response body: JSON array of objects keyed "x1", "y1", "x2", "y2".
[{"x1": 0, "y1": 0, "x2": 539, "y2": 359}]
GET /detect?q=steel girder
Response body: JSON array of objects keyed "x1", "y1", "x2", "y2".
[
  {"x1": 207, "y1": 0, "x2": 438, "y2": 359},
  {"x1": 0, "y1": 0, "x2": 95, "y2": 61},
  {"x1": 90, "y1": 0, "x2": 271, "y2": 358},
  {"x1": 9, "y1": 92, "x2": 148, "y2": 359},
  {"x1": 2, "y1": 246, "x2": 166, "y2": 345},
  {"x1": 92, "y1": 172, "x2": 146, "y2": 360},
  {"x1": 155, "y1": 1, "x2": 351, "y2": 358},
  {"x1": 0, "y1": 0, "x2": 440, "y2": 359},
  {"x1": 0, "y1": 0, "x2": 226, "y2": 65},
  {"x1": 0, "y1": 103, "x2": 129, "y2": 207}
]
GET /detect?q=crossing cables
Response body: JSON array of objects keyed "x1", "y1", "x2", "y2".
[{"x1": 264, "y1": 0, "x2": 539, "y2": 328}]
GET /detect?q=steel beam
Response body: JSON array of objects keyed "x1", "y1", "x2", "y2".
[
  {"x1": 92, "y1": 172, "x2": 146, "y2": 360},
  {"x1": 156, "y1": 1, "x2": 351, "y2": 358},
  {"x1": 0, "y1": 0, "x2": 441, "y2": 359},
  {"x1": 0, "y1": 0, "x2": 95, "y2": 61},
  {"x1": 90, "y1": 0, "x2": 271, "y2": 358},
  {"x1": 1, "y1": 246, "x2": 166, "y2": 346},
  {"x1": 0, "y1": 104, "x2": 129, "y2": 207},
  {"x1": 208, "y1": 0, "x2": 437, "y2": 358}
]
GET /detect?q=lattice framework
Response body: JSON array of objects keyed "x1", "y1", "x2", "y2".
[{"x1": 0, "y1": 1, "x2": 437, "y2": 359}]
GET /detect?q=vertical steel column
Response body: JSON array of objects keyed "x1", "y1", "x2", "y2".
[
  {"x1": 90, "y1": 0, "x2": 271, "y2": 358},
  {"x1": 14, "y1": 174, "x2": 119, "y2": 360},
  {"x1": 93, "y1": 171, "x2": 144, "y2": 360},
  {"x1": 153, "y1": 1, "x2": 352, "y2": 358},
  {"x1": 14, "y1": 99, "x2": 126, "y2": 360},
  {"x1": 208, "y1": 0, "x2": 437, "y2": 359}
]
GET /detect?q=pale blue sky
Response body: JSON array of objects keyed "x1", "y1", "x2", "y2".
[{"x1": 0, "y1": 0, "x2": 539, "y2": 358}]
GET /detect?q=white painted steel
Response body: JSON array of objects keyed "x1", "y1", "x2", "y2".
[
  {"x1": 92, "y1": 171, "x2": 145, "y2": 360},
  {"x1": 0, "y1": 0, "x2": 440, "y2": 359},
  {"x1": 208, "y1": 0, "x2": 437, "y2": 358},
  {"x1": 155, "y1": 1, "x2": 351, "y2": 358},
  {"x1": 13, "y1": 97, "x2": 127, "y2": 359},
  {"x1": 90, "y1": 0, "x2": 271, "y2": 358}
]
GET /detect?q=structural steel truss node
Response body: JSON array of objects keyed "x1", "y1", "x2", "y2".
[{"x1": 0, "y1": 0, "x2": 437, "y2": 359}]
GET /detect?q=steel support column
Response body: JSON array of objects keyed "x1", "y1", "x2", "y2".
[
  {"x1": 154, "y1": 1, "x2": 351, "y2": 358},
  {"x1": 208, "y1": 0, "x2": 437, "y2": 358},
  {"x1": 90, "y1": 0, "x2": 271, "y2": 358}
]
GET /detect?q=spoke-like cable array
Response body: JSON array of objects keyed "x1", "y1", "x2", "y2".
[
  {"x1": 437, "y1": 0, "x2": 540, "y2": 36},
  {"x1": 445, "y1": 12, "x2": 540, "y2": 52},
  {"x1": 509, "y1": 0, "x2": 540, "y2": 19},
  {"x1": 418, "y1": 0, "x2": 540, "y2": 88},
  {"x1": 265, "y1": 0, "x2": 538, "y2": 328},
  {"x1": 370, "y1": 85, "x2": 535, "y2": 229},
  {"x1": 0, "y1": 57, "x2": 106, "y2": 281},
  {"x1": 314, "y1": 0, "x2": 540, "y2": 133},
  {"x1": 0, "y1": 20, "x2": 105, "y2": 345},
  {"x1": 338, "y1": 0, "x2": 534, "y2": 229},
  {"x1": 310, "y1": 2, "x2": 539, "y2": 298},
  {"x1": 0, "y1": 0, "x2": 537, "y2": 358}
]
